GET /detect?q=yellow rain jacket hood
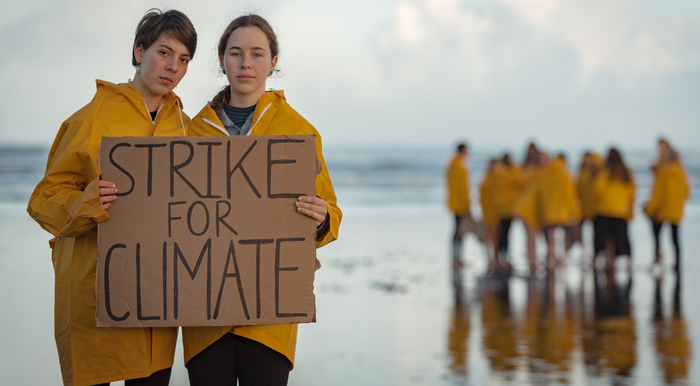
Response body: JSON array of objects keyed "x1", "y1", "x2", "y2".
[
  {"x1": 27, "y1": 80, "x2": 189, "y2": 386},
  {"x1": 446, "y1": 155, "x2": 471, "y2": 215},
  {"x1": 644, "y1": 161, "x2": 691, "y2": 224},
  {"x1": 183, "y1": 90, "x2": 342, "y2": 368}
]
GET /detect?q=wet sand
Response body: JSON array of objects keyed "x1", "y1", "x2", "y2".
[{"x1": 1, "y1": 198, "x2": 699, "y2": 385}]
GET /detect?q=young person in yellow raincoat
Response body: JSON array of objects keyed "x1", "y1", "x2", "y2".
[
  {"x1": 537, "y1": 154, "x2": 580, "y2": 270},
  {"x1": 479, "y1": 159, "x2": 500, "y2": 270},
  {"x1": 593, "y1": 148, "x2": 635, "y2": 270},
  {"x1": 492, "y1": 154, "x2": 523, "y2": 270},
  {"x1": 644, "y1": 149, "x2": 691, "y2": 271},
  {"x1": 26, "y1": 10, "x2": 197, "y2": 386},
  {"x1": 577, "y1": 152, "x2": 603, "y2": 257},
  {"x1": 182, "y1": 14, "x2": 341, "y2": 385},
  {"x1": 446, "y1": 143, "x2": 471, "y2": 267}
]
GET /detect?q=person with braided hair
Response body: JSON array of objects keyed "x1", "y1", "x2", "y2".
[{"x1": 184, "y1": 14, "x2": 342, "y2": 385}]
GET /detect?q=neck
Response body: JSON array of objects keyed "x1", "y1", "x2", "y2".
[
  {"x1": 132, "y1": 75, "x2": 165, "y2": 111},
  {"x1": 229, "y1": 89, "x2": 265, "y2": 108}
]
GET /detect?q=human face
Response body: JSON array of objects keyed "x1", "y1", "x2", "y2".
[
  {"x1": 133, "y1": 34, "x2": 191, "y2": 110},
  {"x1": 220, "y1": 26, "x2": 278, "y2": 107}
]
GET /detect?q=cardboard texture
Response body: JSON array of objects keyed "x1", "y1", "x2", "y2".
[{"x1": 96, "y1": 136, "x2": 318, "y2": 327}]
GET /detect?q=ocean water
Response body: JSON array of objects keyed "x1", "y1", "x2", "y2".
[{"x1": 1, "y1": 144, "x2": 699, "y2": 385}]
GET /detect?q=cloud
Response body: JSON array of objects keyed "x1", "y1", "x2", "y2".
[{"x1": 373, "y1": 0, "x2": 700, "y2": 89}]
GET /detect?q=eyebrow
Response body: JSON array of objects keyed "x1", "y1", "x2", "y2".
[
  {"x1": 157, "y1": 44, "x2": 192, "y2": 58},
  {"x1": 228, "y1": 46, "x2": 267, "y2": 52}
]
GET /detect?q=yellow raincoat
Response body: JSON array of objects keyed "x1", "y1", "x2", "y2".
[
  {"x1": 644, "y1": 161, "x2": 691, "y2": 224},
  {"x1": 446, "y1": 155, "x2": 470, "y2": 215},
  {"x1": 577, "y1": 154, "x2": 603, "y2": 220},
  {"x1": 27, "y1": 80, "x2": 189, "y2": 386},
  {"x1": 492, "y1": 163, "x2": 523, "y2": 220},
  {"x1": 183, "y1": 90, "x2": 342, "y2": 368},
  {"x1": 593, "y1": 168, "x2": 636, "y2": 220},
  {"x1": 538, "y1": 158, "x2": 580, "y2": 227}
]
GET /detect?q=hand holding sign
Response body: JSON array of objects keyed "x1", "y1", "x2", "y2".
[
  {"x1": 296, "y1": 196, "x2": 327, "y2": 226},
  {"x1": 99, "y1": 179, "x2": 118, "y2": 210}
]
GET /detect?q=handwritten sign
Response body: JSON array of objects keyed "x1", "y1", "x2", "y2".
[{"x1": 95, "y1": 135, "x2": 318, "y2": 327}]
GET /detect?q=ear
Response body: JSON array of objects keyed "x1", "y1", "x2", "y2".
[
  {"x1": 219, "y1": 55, "x2": 225, "y2": 72},
  {"x1": 134, "y1": 44, "x2": 144, "y2": 64},
  {"x1": 269, "y1": 56, "x2": 279, "y2": 75}
]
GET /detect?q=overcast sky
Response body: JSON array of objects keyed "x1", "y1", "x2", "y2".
[{"x1": 1, "y1": 0, "x2": 698, "y2": 151}]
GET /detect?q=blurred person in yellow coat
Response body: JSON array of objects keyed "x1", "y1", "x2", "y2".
[
  {"x1": 446, "y1": 143, "x2": 471, "y2": 266},
  {"x1": 593, "y1": 148, "x2": 635, "y2": 270},
  {"x1": 26, "y1": 10, "x2": 197, "y2": 386},
  {"x1": 538, "y1": 154, "x2": 580, "y2": 269},
  {"x1": 651, "y1": 138, "x2": 672, "y2": 174},
  {"x1": 480, "y1": 159, "x2": 500, "y2": 270},
  {"x1": 577, "y1": 152, "x2": 603, "y2": 258},
  {"x1": 514, "y1": 143, "x2": 543, "y2": 271},
  {"x1": 492, "y1": 154, "x2": 523, "y2": 269},
  {"x1": 644, "y1": 150, "x2": 691, "y2": 271},
  {"x1": 182, "y1": 14, "x2": 341, "y2": 385}
]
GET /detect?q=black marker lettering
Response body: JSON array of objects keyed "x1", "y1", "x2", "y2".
[
  {"x1": 267, "y1": 139, "x2": 305, "y2": 198},
  {"x1": 275, "y1": 238, "x2": 308, "y2": 317},
  {"x1": 170, "y1": 141, "x2": 204, "y2": 198},
  {"x1": 168, "y1": 201, "x2": 186, "y2": 237},
  {"x1": 136, "y1": 243, "x2": 160, "y2": 321},
  {"x1": 214, "y1": 241, "x2": 250, "y2": 320},
  {"x1": 197, "y1": 142, "x2": 223, "y2": 198},
  {"x1": 239, "y1": 239, "x2": 273, "y2": 319},
  {"x1": 216, "y1": 200, "x2": 237, "y2": 237},
  {"x1": 135, "y1": 143, "x2": 166, "y2": 197},
  {"x1": 104, "y1": 243, "x2": 129, "y2": 321},
  {"x1": 227, "y1": 140, "x2": 261, "y2": 199},
  {"x1": 109, "y1": 143, "x2": 134, "y2": 196},
  {"x1": 173, "y1": 239, "x2": 212, "y2": 320}
]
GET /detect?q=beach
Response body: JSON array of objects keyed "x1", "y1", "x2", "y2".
[{"x1": 1, "y1": 144, "x2": 699, "y2": 385}]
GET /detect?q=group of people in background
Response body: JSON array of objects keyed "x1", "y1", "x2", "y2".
[{"x1": 446, "y1": 138, "x2": 691, "y2": 274}]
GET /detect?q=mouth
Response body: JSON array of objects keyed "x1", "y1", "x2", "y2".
[
  {"x1": 160, "y1": 77, "x2": 173, "y2": 85},
  {"x1": 237, "y1": 74, "x2": 254, "y2": 80}
]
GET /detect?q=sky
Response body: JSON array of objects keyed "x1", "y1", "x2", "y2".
[{"x1": 0, "y1": 0, "x2": 699, "y2": 152}]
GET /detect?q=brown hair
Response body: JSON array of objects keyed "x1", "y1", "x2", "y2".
[
  {"x1": 606, "y1": 148, "x2": 631, "y2": 183},
  {"x1": 132, "y1": 9, "x2": 197, "y2": 66},
  {"x1": 210, "y1": 14, "x2": 280, "y2": 115}
]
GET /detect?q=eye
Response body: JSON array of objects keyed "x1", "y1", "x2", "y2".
[
  {"x1": 230, "y1": 52, "x2": 241, "y2": 57},
  {"x1": 253, "y1": 53, "x2": 263, "y2": 58},
  {"x1": 180, "y1": 57, "x2": 190, "y2": 65}
]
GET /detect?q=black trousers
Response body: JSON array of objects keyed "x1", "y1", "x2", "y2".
[
  {"x1": 187, "y1": 333, "x2": 291, "y2": 386},
  {"x1": 93, "y1": 368, "x2": 171, "y2": 386},
  {"x1": 498, "y1": 218, "x2": 513, "y2": 257},
  {"x1": 652, "y1": 221, "x2": 681, "y2": 266},
  {"x1": 594, "y1": 216, "x2": 631, "y2": 257}
]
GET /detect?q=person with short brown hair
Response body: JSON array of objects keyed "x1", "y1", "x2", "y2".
[{"x1": 27, "y1": 9, "x2": 197, "y2": 386}]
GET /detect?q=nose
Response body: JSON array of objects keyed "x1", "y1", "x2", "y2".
[
  {"x1": 166, "y1": 57, "x2": 179, "y2": 73},
  {"x1": 240, "y1": 54, "x2": 252, "y2": 68}
]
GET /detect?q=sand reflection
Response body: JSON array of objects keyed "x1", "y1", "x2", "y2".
[{"x1": 652, "y1": 274, "x2": 691, "y2": 384}]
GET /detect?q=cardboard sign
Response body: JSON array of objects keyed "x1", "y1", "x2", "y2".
[{"x1": 96, "y1": 136, "x2": 319, "y2": 327}]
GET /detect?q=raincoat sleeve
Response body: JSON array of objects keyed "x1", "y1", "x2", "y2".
[
  {"x1": 314, "y1": 133, "x2": 341, "y2": 248},
  {"x1": 644, "y1": 170, "x2": 665, "y2": 218},
  {"x1": 27, "y1": 115, "x2": 108, "y2": 238}
]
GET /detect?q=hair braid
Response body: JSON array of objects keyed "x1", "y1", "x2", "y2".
[{"x1": 210, "y1": 85, "x2": 231, "y2": 116}]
